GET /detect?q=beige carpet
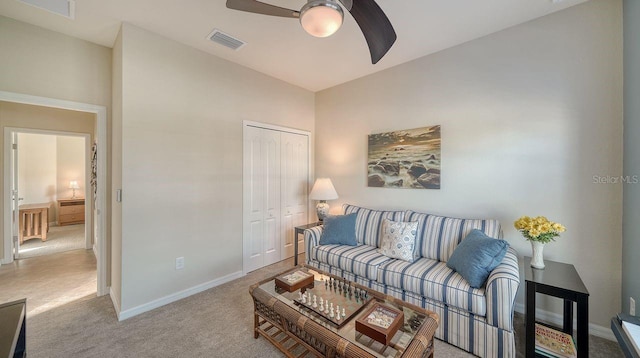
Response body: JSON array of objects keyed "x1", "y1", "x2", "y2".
[
  {"x1": 21, "y1": 254, "x2": 473, "y2": 358},
  {"x1": 18, "y1": 224, "x2": 85, "y2": 259},
  {"x1": 2, "y1": 250, "x2": 624, "y2": 357}
]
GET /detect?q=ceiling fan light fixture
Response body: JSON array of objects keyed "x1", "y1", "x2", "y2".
[{"x1": 300, "y1": 0, "x2": 343, "y2": 38}]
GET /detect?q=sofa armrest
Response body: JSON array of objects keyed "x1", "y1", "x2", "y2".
[
  {"x1": 485, "y1": 246, "x2": 520, "y2": 331},
  {"x1": 304, "y1": 226, "x2": 323, "y2": 264}
]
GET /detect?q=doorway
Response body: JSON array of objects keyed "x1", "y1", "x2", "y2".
[
  {"x1": 0, "y1": 91, "x2": 108, "y2": 296},
  {"x1": 11, "y1": 130, "x2": 91, "y2": 260}
]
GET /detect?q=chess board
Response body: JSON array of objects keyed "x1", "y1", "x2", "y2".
[{"x1": 293, "y1": 277, "x2": 373, "y2": 327}]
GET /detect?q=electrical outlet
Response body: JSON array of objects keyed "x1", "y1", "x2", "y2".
[
  {"x1": 175, "y1": 257, "x2": 185, "y2": 270},
  {"x1": 631, "y1": 297, "x2": 636, "y2": 316}
]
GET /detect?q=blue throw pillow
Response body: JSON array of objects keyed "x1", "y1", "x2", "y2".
[
  {"x1": 446, "y1": 229, "x2": 509, "y2": 288},
  {"x1": 319, "y1": 213, "x2": 357, "y2": 246}
]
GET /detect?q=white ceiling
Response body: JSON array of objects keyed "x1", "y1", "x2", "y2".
[{"x1": 0, "y1": 0, "x2": 589, "y2": 92}]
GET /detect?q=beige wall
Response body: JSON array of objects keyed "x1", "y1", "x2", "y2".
[
  {"x1": 315, "y1": 0, "x2": 622, "y2": 328},
  {"x1": 0, "y1": 16, "x2": 111, "y2": 279},
  {"x1": 110, "y1": 28, "x2": 123, "y2": 310},
  {"x1": 56, "y1": 136, "x2": 86, "y2": 201},
  {"x1": 115, "y1": 23, "x2": 315, "y2": 312},
  {"x1": 16, "y1": 133, "x2": 84, "y2": 222},
  {"x1": 17, "y1": 133, "x2": 57, "y2": 222}
]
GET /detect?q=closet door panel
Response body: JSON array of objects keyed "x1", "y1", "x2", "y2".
[
  {"x1": 281, "y1": 132, "x2": 309, "y2": 260},
  {"x1": 263, "y1": 130, "x2": 281, "y2": 266},
  {"x1": 243, "y1": 126, "x2": 266, "y2": 272}
]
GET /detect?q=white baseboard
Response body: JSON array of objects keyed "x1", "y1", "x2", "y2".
[
  {"x1": 109, "y1": 286, "x2": 121, "y2": 317},
  {"x1": 116, "y1": 270, "x2": 244, "y2": 321},
  {"x1": 514, "y1": 303, "x2": 615, "y2": 341}
]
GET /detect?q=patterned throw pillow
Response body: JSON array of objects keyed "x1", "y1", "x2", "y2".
[{"x1": 378, "y1": 218, "x2": 419, "y2": 262}]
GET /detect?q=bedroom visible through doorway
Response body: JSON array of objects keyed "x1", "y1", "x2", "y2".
[{"x1": 12, "y1": 131, "x2": 91, "y2": 260}]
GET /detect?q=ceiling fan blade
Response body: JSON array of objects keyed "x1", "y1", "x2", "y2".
[
  {"x1": 338, "y1": 0, "x2": 352, "y2": 11},
  {"x1": 348, "y1": 0, "x2": 396, "y2": 64},
  {"x1": 226, "y1": 0, "x2": 300, "y2": 18}
]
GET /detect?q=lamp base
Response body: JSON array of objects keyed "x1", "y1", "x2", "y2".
[{"x1": 316, "y1": 201, "x2": 330, "y2": 221}]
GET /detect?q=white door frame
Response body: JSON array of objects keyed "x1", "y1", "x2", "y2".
[
  {"x1": 242, "y1": 120, "x2": 311, "y2": 275},
  {"x1": 0, "y1": 91, "x2": 108, "y2": 297},
  {"x1": 7, "y1": 128, "x2": 93, "y2": 250}
]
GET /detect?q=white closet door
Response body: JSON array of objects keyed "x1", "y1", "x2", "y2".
[
  {"x1": 263, "y1": 130, "x2": 281, "y2": 266},
  {"x1": 281, "y1": 132, "x2": 309, "y2": 260},
  {"x1": 243, "y1": 127, "x2": 281, "y2": 271}
]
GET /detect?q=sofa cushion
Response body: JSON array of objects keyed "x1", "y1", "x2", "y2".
[
  {"x1": 311, "y1": 244, "x2": 392, "y2": 280},
  {"x1": 447, "y1": 229, "x2": 509, "y2": 288},
  {"x1": 405, "y1": 210, "x2": 502, "y2": 262},
  {"x1": 344, "y1": 204, "x2": 405, "y2": 247},
  {"x1": 319, "y1": 213, "x2": 357, "y2": 246},
  {"x1": 378, "y1": 257, "x2": 487, "y2": 316},
  {"x1": 378, "y1": 219, "x2": 419, "y2": 262}
]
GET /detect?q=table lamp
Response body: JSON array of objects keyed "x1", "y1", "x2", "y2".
[
  {"x1": 69, "y1": 180, "x2": 80, "y2": 199},
  {"x1": 309, "y1": 178, "x2": 338, "y2": 221}
]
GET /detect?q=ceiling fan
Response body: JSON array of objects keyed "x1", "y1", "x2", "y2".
[{"x1": 225, "y1": 0, "x2": 397, "y2": 64}]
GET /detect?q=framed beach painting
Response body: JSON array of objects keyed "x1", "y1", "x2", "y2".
[{"x1": 367, "y1": 125, "x2": 441, "y2": 189}]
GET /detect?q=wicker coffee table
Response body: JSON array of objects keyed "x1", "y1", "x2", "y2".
[{"x1": 249, "y1": 265, "x2": 439, "y2": 358}]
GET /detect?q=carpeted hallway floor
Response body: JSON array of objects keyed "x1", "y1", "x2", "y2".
[{"x1": 0, "y1": 250, "x2": 624, "y2": 357}]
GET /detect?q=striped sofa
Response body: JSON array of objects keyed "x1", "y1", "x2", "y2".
[{"x1": 304, "y1": 204, "x2": 520, "y2": 358}]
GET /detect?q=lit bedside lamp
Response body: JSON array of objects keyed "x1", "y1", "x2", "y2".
[
  {"x1": 309, "y1": 178, "x2": 338, "y2": 222},
  {"x1": 69, "y1": 180, "x2": 80, "y2": 199}
]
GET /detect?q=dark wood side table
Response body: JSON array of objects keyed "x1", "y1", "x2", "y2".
[
  {"x1": 524, "y1": 257, "x2": 589, "y2": 358},
  {"x1": 0, "y1": 299, "x2": 26, "y2": 358},
  {"x1": 293, "y1": 222, "x2": 321, "y2": 265}
]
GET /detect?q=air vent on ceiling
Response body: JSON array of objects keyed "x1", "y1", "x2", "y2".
[
  {"x1": 17, "y1": 0, "x2": 75, "y2": 19},
  {"x1": 207, "y1": 29, "x2": 246, "y2": 51}
]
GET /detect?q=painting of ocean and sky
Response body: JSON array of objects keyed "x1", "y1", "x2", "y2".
[{"x1": 367, "y1": 125, "x2": 441, "y2": 189}]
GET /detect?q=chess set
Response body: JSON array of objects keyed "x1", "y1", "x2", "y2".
[{"x1": 293, "y1": 276, "x2": 373, "y2": 327}]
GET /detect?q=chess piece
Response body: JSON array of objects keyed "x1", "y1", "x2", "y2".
[
  {"x1": 342, "y1": 308, "x2": 346, "y2": 317},
  {"x1": 312, "y1": 295, "x2": 317, "y2": 308},
  {"x1": 298, "y1": 291, "x2": 303, "y2": 301},
  {"x1": 330, "y1": 307, "x2": 335, "y2": 318},
  {"x1": 319, "y1": 301, "x2": 324, "y2": 312},
  {"x1": 325, "y1": 301, "x2": 330, "y2": 313},
  {"x1": 336, "y1": 312, "x2": 341, "y2": 321},
  {"x1": 301, "y1": 294, "x2": 306, "y2": 304},
  {"x1": 336, "y1": 305, "x2": 340, "y2": 316}
]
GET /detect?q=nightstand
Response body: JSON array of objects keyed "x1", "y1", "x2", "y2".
[{"x1": 57, "y1": 198, "x2": 85, "y2": 226}]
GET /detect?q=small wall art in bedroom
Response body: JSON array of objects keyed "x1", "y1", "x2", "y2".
[{"x1": 367, "y1": 125, "x2": 441, "y2": 189}]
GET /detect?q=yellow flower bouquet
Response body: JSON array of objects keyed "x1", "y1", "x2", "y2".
[{"x1": 514, "y1": 216, "x2": 566, "y2": 244}]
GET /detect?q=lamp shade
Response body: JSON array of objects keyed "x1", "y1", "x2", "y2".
[
  {"x1": 309, "y1": 178, "x2": 338, "y2": 200},
  {"x1": 300, "y1": 0, "x2": 343, "y2": 38},
  {"x1": 69, "y1": 180, "x2": 80, "y2": 189}
]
